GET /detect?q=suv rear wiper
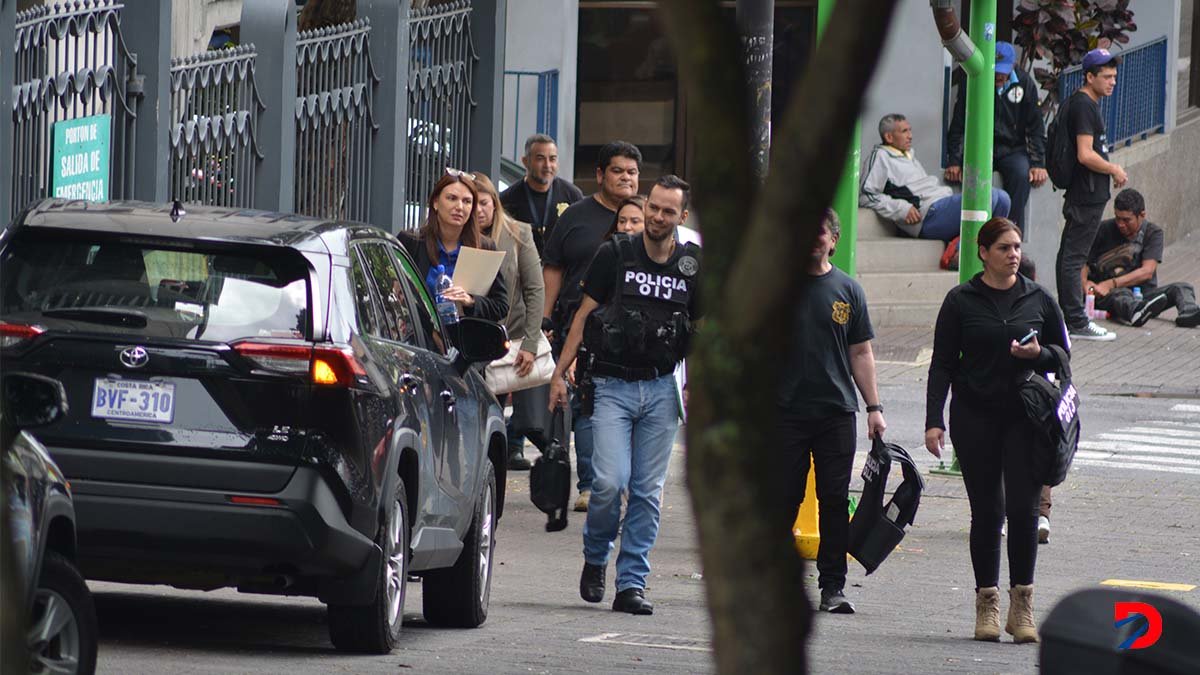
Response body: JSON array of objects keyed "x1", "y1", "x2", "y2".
[{"x1": 42, "y1": 307, "x2": 149, "y2": 328}]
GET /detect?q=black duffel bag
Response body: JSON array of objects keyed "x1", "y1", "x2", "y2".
[
  {"x1": 530, "y1": 406, "x2": 571, "y2": 532},
  {"x1": 848, "y1": 436, "x2": 924, "y2": 575},
  {"x1": 1017, "y1": 344, "x2": 1080, "y2": 487}
]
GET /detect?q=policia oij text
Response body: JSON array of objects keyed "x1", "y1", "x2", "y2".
[{"x1": 549, "y1": 175, "x2": 700, "y2": 615}]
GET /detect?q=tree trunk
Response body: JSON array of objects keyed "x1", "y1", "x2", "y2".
[{"x1": 655, "y1": 1, "x2": 899, "y2": 672}]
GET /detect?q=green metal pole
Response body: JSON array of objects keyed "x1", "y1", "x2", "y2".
[
  {"x1": 958, "y1": 0, "x2": 997, "y2": 282},
  {"x1": 817, "y1": 0, "x2": 858, "y2": 275}
]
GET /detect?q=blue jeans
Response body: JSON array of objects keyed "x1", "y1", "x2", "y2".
[
  {"x1": 920, "y1": 188, "x2": 1011, "y2": 242},
  {"x1": 583, "y1": 375, "x2": 679, "y2": 592},
  {"x1": 571, "y1": 391, "x2": 594, "y2": 492}
]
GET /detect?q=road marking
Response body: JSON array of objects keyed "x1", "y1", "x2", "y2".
[
  {"x1": 1073, "y1": 458, "x2": 1200, "y2": 475},
  {"x1": 1096, "y1": 433, "x2": 1200, "y2": 449},
  {"x1": 1079, "y1": 440, "x2": 1200, "y2": 457},
  {"x1": 1076, "y1": 450, "x2": 1200, "y2": 466},
  {"x1": 580, "y1": 633, "x2": 711, "y2": 652},
  {"x1": 1101, "y1": 579, "x2": 1196, "y2": 592},
  {"x1": 1170, "y1": 404, "x2": 1200, "y2": 413},
  {"x1": 1120, "y1": 426, "x2": 1200, "y2": 438}
]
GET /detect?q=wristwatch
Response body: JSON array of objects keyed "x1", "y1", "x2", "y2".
[{"x1": 866, "y1": 404, "x2": 884, "y2": 413}]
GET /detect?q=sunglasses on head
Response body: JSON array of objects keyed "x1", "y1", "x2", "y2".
[{"x1": 445, "y1": 167, "x2": 477, "y2": 181}]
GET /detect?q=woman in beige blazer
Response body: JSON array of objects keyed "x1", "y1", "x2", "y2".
[{"x1": 473, "y1": 172, "x2": 550, "y2": 470}]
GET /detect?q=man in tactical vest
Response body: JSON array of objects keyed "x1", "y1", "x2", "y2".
[{"x1": 550, "y1": 175, "x2": 700, "y2": 615}]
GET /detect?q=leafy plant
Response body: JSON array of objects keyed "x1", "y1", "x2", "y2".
[{"x1": 1013, "y1": 0, "x2": 1137, "y2": 109}]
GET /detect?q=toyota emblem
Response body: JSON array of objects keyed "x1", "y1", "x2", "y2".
[{"x1": 120, "y1": 346, "x2": 149, "y2": 369}]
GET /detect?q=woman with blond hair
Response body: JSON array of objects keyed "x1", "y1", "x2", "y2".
[
  {"x1": 399, "y1": 170, "x2": 508, "y2": 322},
  {"x1": 473, "y1": 172, "x2": 551, "y2": 470}
]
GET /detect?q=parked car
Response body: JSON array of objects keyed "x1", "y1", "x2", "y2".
[
  {"x1": 0, "y1": 199, "x2": 510, "y2": 654},
  {"x1": 2, "y1": 371, "x2": 98, "y2": 674}
]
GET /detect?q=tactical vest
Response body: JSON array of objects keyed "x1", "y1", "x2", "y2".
[{"x1": 584, "y1": 233, "x2": 700, "y2": 379}]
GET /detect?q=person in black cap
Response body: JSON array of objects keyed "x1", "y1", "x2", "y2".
[
  {"x1": 1056, "y1": 47, "x2": 1127, "y2": 343},
  {"x1": 945, "y1": 41, "x2": 1047, "y2": 233}
]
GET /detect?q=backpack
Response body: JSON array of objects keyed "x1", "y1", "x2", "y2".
[
  {"x1": 530, "y1": 407, "x2": 572, "y2": 532},
  {"x1": 847, "y1": 437, "x2": 925, "y2": 574},
  {"x1": 1045, "y1": 99, "x2": 1076, "y2": 190},
  {"x1": 1017, "y1": 344, "x2": 1080, "y2": 487}
]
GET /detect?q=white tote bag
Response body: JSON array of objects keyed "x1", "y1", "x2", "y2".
[{"x1": 485, "y1": 332, "x2": 555, "y2": 395}]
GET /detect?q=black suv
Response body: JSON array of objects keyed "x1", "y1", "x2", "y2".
[{"x1": 0, "y1": 199, "x2": 510, "y2": 653}]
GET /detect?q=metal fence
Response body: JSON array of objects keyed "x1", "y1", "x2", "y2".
[
  {"x1": 9, "y1": 0, "x2": 141, "y2": 220},
  {"x1": 294, "y1": 19, "x2": 379, "y2": 222},
  {"x1": 406, "y1": 0, "x2": 476, "y2": 230},
  {"x1": 1058, "y1": 37, "x2": 1169, "y2": 148},
  {"x1": 502, "y1": 69, "x2": 558, "y2": 162},
  {"x1": 169, "y1": 45, "x2": 263, "y2": 208}
]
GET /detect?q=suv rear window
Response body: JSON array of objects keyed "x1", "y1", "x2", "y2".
[{"x1": 1, "y1": 233, "x2": 310, "y2": 343}]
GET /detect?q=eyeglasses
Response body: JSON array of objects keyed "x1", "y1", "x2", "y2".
[{"x1": 445, "y1": 167, "x2": 477, "y2": 182}]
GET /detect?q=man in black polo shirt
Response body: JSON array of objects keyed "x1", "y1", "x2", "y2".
[
  {"x1": 543, "y1": 140, "x2": 641, "y2": 512},
  {"x1": 1085, "y1": 188, "x2": 1200, "y2": 328},
  {"x1": 500, "y1": 133, "x2": 584, "y2": 255},
  {"x1": 776, "y1": 209, "x2": 887, "y2": 615},
  {"x1": 1056, "y1": 48, "x2": 1127, "y2": 342}
]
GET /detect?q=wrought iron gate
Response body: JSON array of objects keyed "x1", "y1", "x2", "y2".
[
  {"x1": 169, "y1": 45, "x2": 264, "y2": 208},
  {"x1": 406, "y1": 0, "x2": 477, "y2": 229},
  {"x1": 294, "y1": 18, "x2": 379, "y2": 222},
  {"x1": 9, "y1": 0, "x2": 141, "y2": 220}
]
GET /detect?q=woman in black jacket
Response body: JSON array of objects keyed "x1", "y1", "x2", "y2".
[
  {"x1": 925, "y1": 217, "x2": 1069, "y2": 645},
  {"x1": 399, "y1": 171, "x2": 508, "y2": 323}
]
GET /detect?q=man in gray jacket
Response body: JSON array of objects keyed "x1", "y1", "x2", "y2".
[{"x1": 861, "y1": 114, "x2": 1010, "y2": 243}]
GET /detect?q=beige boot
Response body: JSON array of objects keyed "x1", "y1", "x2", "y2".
[
  {"x1": 1005, "y1": 584, "x2": 1040, "y2": 643},
  {"x1": 974, "y1": 587, "x2": 1002, "y2": 641}
]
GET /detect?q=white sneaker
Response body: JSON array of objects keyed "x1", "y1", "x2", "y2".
[
  {"x1": 1038, "y1": 516, "x2": 1050, "y2": 544},
  {"x1": 1070, "y1": 321, "x2": 1116, "y2": 341}
]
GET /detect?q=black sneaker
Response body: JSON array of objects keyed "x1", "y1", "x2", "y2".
[
  {"x1": 1177, "y1": 310, "x2": 1200, "y2": 328},
  {"x1": 1129, "y1": 293, "x2": 1169, "y2": 327},
  {"x1": 819, "y1": 587, "x2": 856, "y2": 614},
  {"x1": 507, "y1": 454, "x2": 532, "y2": 471},
  {"x1": 580, "y1": 562, "x2": 605, "y2": 603}
]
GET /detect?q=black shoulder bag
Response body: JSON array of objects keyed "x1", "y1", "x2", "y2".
[{"x1": 1017, "y1": 344, "x2": 1080, "y2": 487}]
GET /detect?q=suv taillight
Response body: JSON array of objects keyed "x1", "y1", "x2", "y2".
[
  {"x1": 232, "y1": 342, "x2": 367, "y2": 386},
  {"x1": 0, "y1": 322, "x2": 45, "y2": 348}
]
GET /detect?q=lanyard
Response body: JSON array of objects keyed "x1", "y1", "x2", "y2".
[{"x1": 524, "y1": 180, "x2": 555, "y2": 232}]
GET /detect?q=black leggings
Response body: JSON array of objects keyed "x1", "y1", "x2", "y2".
[{"x1": 948, "y1": 397, "x2": 1040, "y2": 589}]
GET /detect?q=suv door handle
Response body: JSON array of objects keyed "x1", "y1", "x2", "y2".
[
  {"x1": 440, "y1": 390, "x2": 456, "y2": 410},
  {"x1": 400, "y1": 373, "x2": 422, "y2": 389}
]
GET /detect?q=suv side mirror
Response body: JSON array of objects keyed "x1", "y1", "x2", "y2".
[
  {"x1": 2, "y1": 373, "x2": 69, "y2": 430},
  {"x1": 449, "y1": 318, "x2": 509, "y2": 365}
]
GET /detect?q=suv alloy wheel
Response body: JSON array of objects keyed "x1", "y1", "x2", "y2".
[{"x1": 422, "y1": 462, "x2": 496, "y2": 627}]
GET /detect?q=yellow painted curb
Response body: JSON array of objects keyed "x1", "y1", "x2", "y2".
[{"x1": 1101, "y1": 579, "x2": 1196, "y2": 592}]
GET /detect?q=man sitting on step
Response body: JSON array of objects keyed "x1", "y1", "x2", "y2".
[
  {"x1": 1084, "y1": 188, "x2": 1200, "y2": 328},
  {"x1": 861, "y1": 113, "x2": 1011, "y2": 246}
]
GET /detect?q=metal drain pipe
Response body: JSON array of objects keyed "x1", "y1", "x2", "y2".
[{"x1": 931, "y1": 0, "x2": 997, "y2": 282}]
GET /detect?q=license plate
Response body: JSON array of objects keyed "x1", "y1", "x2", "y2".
[{"x1": 91, "y1": 378, "x2": 176, "y2": 424}]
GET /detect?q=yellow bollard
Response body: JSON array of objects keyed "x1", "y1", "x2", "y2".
[{"x1": 792, "y1": 456, "x2": 820, "y2": 560}]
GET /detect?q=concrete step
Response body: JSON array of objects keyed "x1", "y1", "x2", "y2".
[
  {"x1": 858, "y1": 238, "x2": 945, "y2": 273},
  {"x1": 859, "y1": 271, "x2": 960, "y2": 306},
  {"x1": 869, "y1": 301, "x2": 944, "y2": 328},
  {"x1": 857, "y1": 207, "x2": 901, "y2": 240}
]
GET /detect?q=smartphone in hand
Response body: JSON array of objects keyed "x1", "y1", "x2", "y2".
[{"x1": 1018, "y1": 329, "x2": 1039, "y2": 346}]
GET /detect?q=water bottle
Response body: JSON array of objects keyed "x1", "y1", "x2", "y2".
[
  {"x1": 1133, "y1": 287, "x2": 1144, "y2": 303},
  {"x1": 1085, "y1": 289, "x2": 1096, "y2": 319},
  {"x1": 434, "y1": 265, "x2": 459, "y2": 325}
]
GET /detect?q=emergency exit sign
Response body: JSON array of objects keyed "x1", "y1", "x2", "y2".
[{"x1": 51, "y1": 114, "x2": 110, "y2": 202}]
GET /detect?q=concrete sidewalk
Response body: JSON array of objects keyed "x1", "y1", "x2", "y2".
[{"x1": 872, "y1": 230, "x2": 1200, "y2": 396}]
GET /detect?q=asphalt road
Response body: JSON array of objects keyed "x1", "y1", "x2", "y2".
[{"x1": 90, "y1": 383, "x2": 1200, "y2": 674}]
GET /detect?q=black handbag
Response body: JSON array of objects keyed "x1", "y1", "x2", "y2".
[
  {"x1": 1017, "y1": 344, "x2": 1080, "y2": 487},
  {"x1": 530, "y1": 407, "x2": 572, "y2": 532},
  {"x1": 848, "y1": 437, "x2": 925, "y2": 574}
]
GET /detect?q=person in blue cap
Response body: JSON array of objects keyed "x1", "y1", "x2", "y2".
[
  {"x1": 945, "y1": 41, "x2": 1047, "y2": 234},
  {"x1": 1057, "y1": 47, "x2": 1127, "y2": 343}
]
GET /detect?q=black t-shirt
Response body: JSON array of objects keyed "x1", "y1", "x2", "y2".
[
  {"x1": 979, "y1": 279, "x2": 1021, "y2": 318},
  {"x1": 1088, "y1": 219, "x2": 1165, "y2": 289},
  {"x1": 544, "y1": 196, "x2": 615, "y2": 319},
  {"x1": 499, "y1": 177, "x2": 585, "y2": 254},
  {"x1": 1065, "y1": 90, "x2": 1110, "y2": 205},
  {"x1": 777, "y1": 267, "x2": 874, "y2": 417}
]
